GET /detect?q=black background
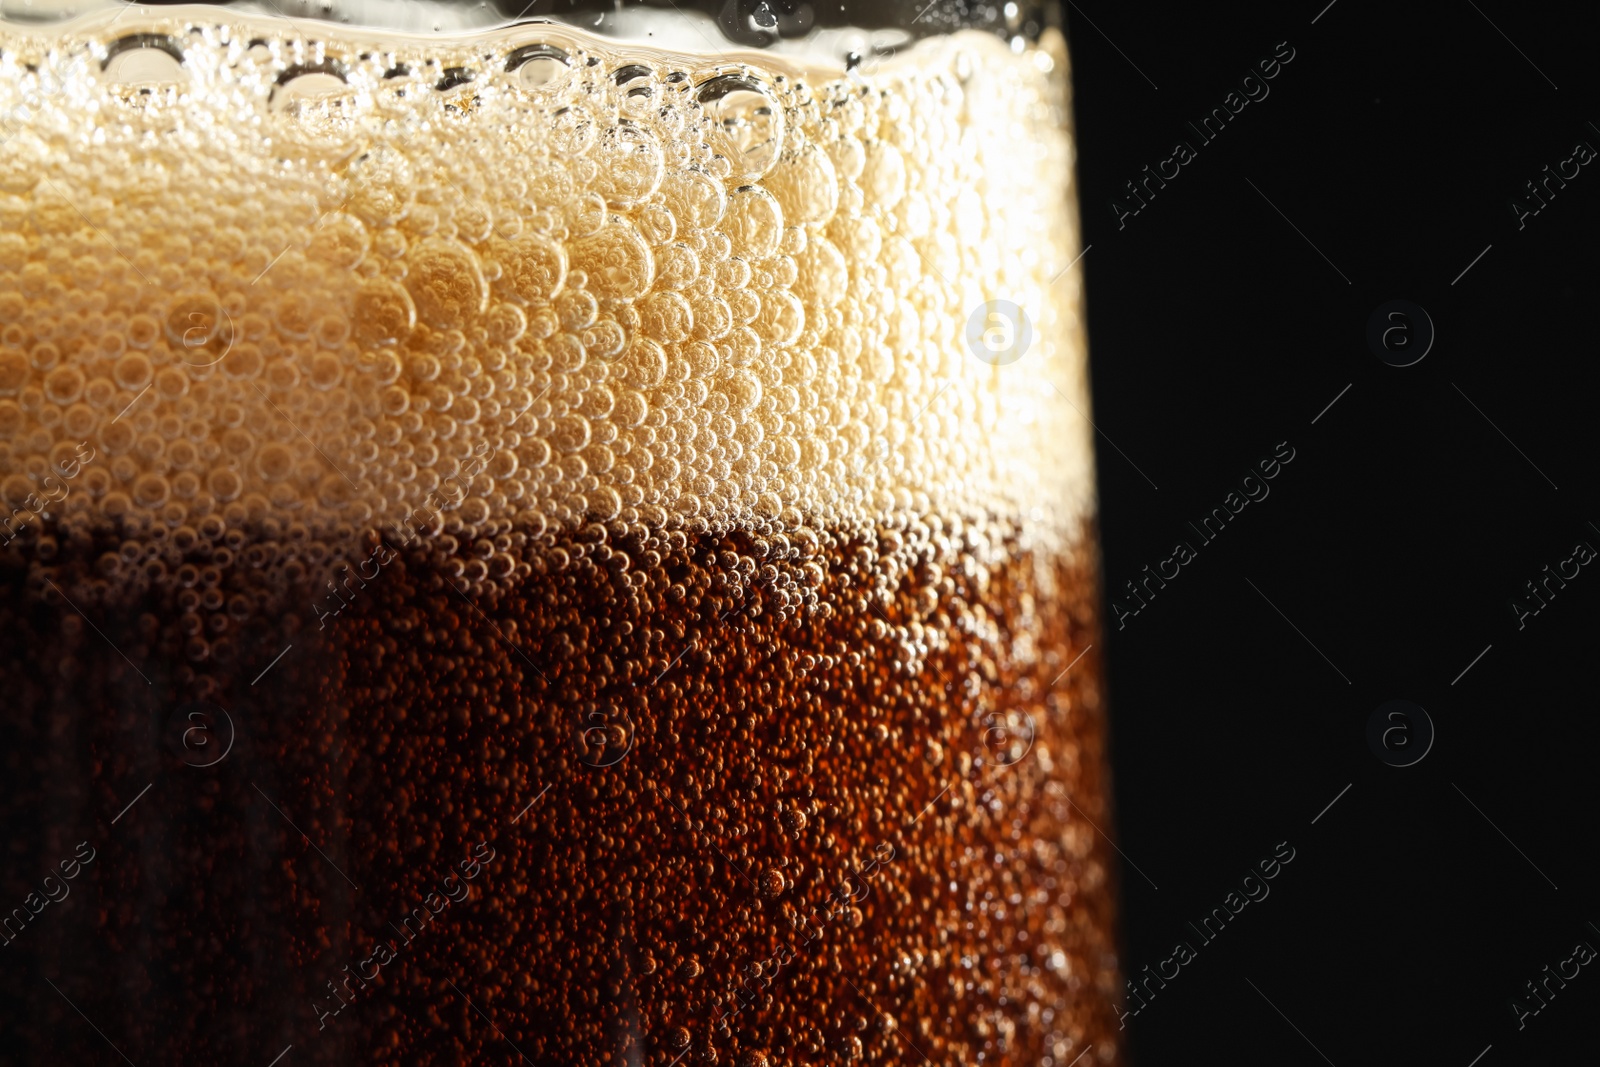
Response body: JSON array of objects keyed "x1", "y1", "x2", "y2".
[{"x1": 1070, "y1": 1, "x2": 1600, "y2": 1064}]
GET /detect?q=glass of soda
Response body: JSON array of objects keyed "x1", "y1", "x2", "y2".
[{"x1": 0, "y1": 1, "x2": 1121, "y2": 1063}]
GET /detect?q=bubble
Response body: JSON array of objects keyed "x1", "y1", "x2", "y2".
[
  {"x1": 485, "y1": 303, "x2": 529, "y2": 346},
  {"x1": 563, "y1": 192, "x2": 608, "y2": 238},
  {"x1": 272, "y1": 292, "x2": 319, "y2": 341},
  {"x1": 716, "y1": 257, "x2": 752, "y2": 290},
  {"x1": 550, "y1": 105, "x2": 596, "y2": 155},
  {"x1": 794, "y1": 236, "x2": 847, "y2": 308},
  {"x1": 309, "y1": 213, "x2": 371, "y2": 268},
  {"x1": 270, "y1": 65, "x2": 361, "y2": 158},
  {"x1": 31, "y1": 192, "x2": 83, "y2": 236},
  {"x1": 727, "y1": 370, "x2": 763, "y2": 415},
  {"x1": 373, "y1": 227, "x2": 408, "y2": 259},
  {"x1": 413, "y1": 239, "x2": 489, "y2": 333},
  {"x1": 308, "y1": 352, "x2": 344, "y2": 391},
  {"x1": 98, "y1": 34, "x2": 184, "y2": 86},
  {"x1": 352, "y1": 279, "x2": 417, "y2": 345},
  {"x1": 315, "y1": 313, "x2": 351, "y2": 349},
  {"x1": 0, "y1": 351, "x2": 27, "y2": 396},
  {"x1": 0, "y1": 131, "x2": 48, "y2": 194},
  {"x1": 754, "y1": 290, "x2": 804, "y2": 347},
  {"x1": 697, "y1": 75, "x2": 786, "y2": 182},
  {"x1": 729, "y1": 290, "x2": 761, "y2": 327},
  {"x1": 590, "y1": 121, "x2": 666, "y2": 209},
  {"x1": 377, "y1": 385, "x2": 410, "y2": 417},
  {"x1": 550, "y1": 412, "x2": 593, "y2": 454},
  {"x1": 727, "y1": 326, "x2": 761, "y2": 368},
  {"x1": 684, "y1": 341, "x2": 721, "y2": 379},
  {"x1": 555, "y1": 289, "x2": 599, "y2": 332},
  {"x1": 590, "y1": 484, "x2": 622, "y2": 519},
  {"x1": 207, "y1": 467, "x2": 243, "y2": 502},
  {"x1": 95, "y1": 332, "x2": 127, "y2": 361},
  {"x1": 345, "y1": 145, "x2": 415, "y2": 226},
  {"x1": 656, "y1": 243, "x2": 701, "y2": 291},
  {"x1": 44, "y1": 365, "x2": 86, "y2": 405},
  {"x1": 505, "y1": 43, "x2": 571, "y2": 91},
  {"x1": 722, "y1": 186, "x2": 784, "y2": 260},
  {"x1": 568, "y1": 221, "x2": 655, "y2": 301},
  {"x1": 270, "y1": 65, "x2": 347, "y2": 111},
  {"x1": 523, "y1": 438, "x2": 553, "y2": 469},
  {"x1": 217, "y1": 344, "x2": 261, "y2": 384},
  {"x1": 154, "y1": 367, "x2": 189, "y2": 400},
  {"x1": 582, "y1": 320, "x2": 626, "y2": 360},
  {"x1": 689, "y1": 294, "x2": 732, "y2": 342},
  {"x1": 621, "y1": 338, "x2": 668, "y2": 390},
  {"x1": 662, "y1": 170, "x2": 727, "y2": 230},
  {"x1": 132, "y1": 472, "x2": 170, "y2": 508},
  {"x1": 638, "y1": 291, "x2": 693, "y2": 343},
  {"x1": 766, "y1": 142, "x2": 840, "y2": 226},
  {"x1": 0, "y1": 234, "x2": 29, "y2": 274},
  {"x1": 861, "y1": 139, "x2": 908, "y2": 210},
  {"x1": 63, "y1": 403, "x2": 97, "y2": 438},
  {"x1": 1, "y1": 474, "x2": 34, "y2": 508},
  {"x1": 547, "y1": 333, "x2": 587, "y2": 375},
  {"x1": 636, "y1": 203, "x2": 678, "y2": 246},
  {"x1": 614, "y1": 390, "x2": 649, "y2": 427},
  {"x1": 491, "y1": 232, "x2": 568, "y2": 306},
  {"x1": 252, "y1": 442, "x2": 295, "y2": 483}
]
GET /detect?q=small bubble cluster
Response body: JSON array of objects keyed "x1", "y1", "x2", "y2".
[{"x1": 0, "y1": 13, "x2": 1091, "y2": 605}]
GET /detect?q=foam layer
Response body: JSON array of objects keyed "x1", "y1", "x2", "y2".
[{"x1": 0, "y1": 10, "x2": 1093, "y2": 559}]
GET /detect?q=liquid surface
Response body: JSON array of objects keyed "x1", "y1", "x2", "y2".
[{"x1": 0, "y1": 10, "x2": 1092, "y2": 599}]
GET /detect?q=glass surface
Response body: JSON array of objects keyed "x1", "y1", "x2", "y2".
[{"x1": 0, "y1": 1, "x2": 1119, "y2": 1063}]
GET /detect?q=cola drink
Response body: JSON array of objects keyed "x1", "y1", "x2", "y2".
[{"x1": 0, "y1": 8, "x2": 1120, "y2": 1064}]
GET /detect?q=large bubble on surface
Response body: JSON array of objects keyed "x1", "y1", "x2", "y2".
[{"x1": 696, "y1": 74, "x2": 786, "y2": 183}]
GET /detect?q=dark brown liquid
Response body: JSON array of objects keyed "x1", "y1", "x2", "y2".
[{"x1": 0, "y1": 521, "x2": 1119, "y2": 1066}]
